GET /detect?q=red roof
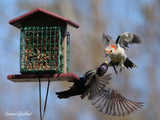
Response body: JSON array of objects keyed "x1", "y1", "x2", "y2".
[{"x1": 9, "y1": 8, "x2": 79, "y2": 29}]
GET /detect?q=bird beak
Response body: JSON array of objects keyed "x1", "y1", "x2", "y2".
[{"x1": 105, "y1": 50, "x2": 110, "y2": 57}]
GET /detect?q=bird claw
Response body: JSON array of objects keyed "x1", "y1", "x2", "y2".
[{"x1": 120, "y1": 65, "x2": 125, "y2": 73}]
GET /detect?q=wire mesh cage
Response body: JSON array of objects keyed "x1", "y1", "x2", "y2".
[{"x1": 20, "y1": 26, "x2": 67, "y2": 74}]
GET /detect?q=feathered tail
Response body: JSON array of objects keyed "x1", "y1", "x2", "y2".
[{"x1": 124, "y1": 58, "x2": 138, "y2": 68}]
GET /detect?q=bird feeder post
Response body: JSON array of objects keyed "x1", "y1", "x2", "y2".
[{"x1": 7, "y1": 8, "x2": 80, "y2": 82}]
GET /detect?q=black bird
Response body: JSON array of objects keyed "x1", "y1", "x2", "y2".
[
  {"x1": 56, "y1": 62, "x2": 109, "y2": 99},
  {"x1": 56, "y1": 62, "x2": 143, "y2": 116}
]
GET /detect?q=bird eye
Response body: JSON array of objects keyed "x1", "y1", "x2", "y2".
[{"x1": 111, "y1": 50, "x2": 113, "y2": 52}]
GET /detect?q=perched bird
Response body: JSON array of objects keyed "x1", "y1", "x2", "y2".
[
  {"x1": 56, "y1": 62, "x2": 143, "y2": 116},
  {"x1": 103, "y1": 32, "x2": 142, "y2": 73},
  {"x1": 56, "y1": 62, "x2": 109, "y2": 99}
]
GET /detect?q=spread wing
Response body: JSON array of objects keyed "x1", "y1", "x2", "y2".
[
  {"x1": 81, "y1": 74, "x2": 111, "y2": 99},
  {"x1": 92, "y1": 87, "x2": 143, "y2": 116},
  {"x1": 116, "y1": 32, "x2": 142, "y2": 50},
  {"x1": 102, "y1": 33, "x2": 115, "y2": 47}
]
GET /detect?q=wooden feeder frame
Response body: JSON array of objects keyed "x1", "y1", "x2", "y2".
[{"x1": 7, "y1": 73, "x2": 79, "y2": 82}]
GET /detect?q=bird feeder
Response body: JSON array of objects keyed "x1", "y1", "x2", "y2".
[{"x1": 7, "y1": 8, "x2": 79, "y2": 82}]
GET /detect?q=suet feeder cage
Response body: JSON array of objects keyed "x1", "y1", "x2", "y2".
[
  {"x1": 20, "y1": 26, "x2": 65, "y2": 74},
  {"x1": 7, "y1": 8, "x2": 79, "y2": 82}
]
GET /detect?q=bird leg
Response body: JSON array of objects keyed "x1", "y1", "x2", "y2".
[
  {"x1": 108, "y1": 61, "x2": 118, "y2": 74},
  {"x1": 120, "y1": 57, "x2": 125, "y2": 73},
  {"x1": 113, "y1": 66, "x2": 118, "y2": 74}
]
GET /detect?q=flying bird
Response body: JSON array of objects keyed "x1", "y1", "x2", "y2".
[
  {"x1": 56, "y1": 62, "x2": 143, "y2": 116},
  {"x1": 103, "y1": 32, "x2": 142, "y2": 73},
  {"x1": 56, "y1": 62, "x2": 109, "y2": 99}
]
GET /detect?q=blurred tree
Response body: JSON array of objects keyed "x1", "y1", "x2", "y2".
[{"x1": 136, "y1": 0, "x2": 160, "y2": 120}]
